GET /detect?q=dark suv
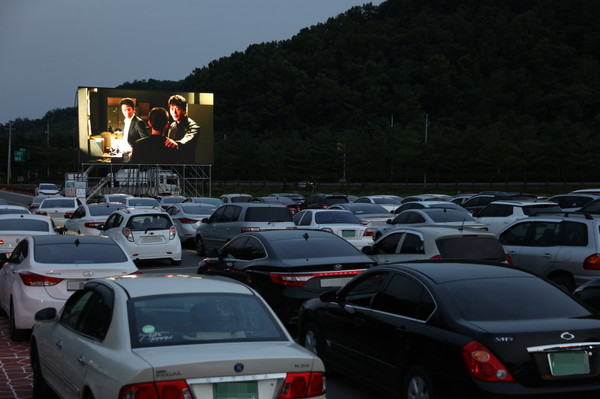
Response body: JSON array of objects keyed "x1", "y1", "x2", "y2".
[
  {"x1": 194, "y1": 203, "x2": 296, "y2": 255},
  {"x1": 301, "y1": 193, "x2": 349, "y2": 209}
]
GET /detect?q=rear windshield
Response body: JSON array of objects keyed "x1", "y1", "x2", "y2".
[
  {"x1": 325, "y1": 197, "x2": 349, "y2": 206},
  {"x1": 0, "y1": 208, "x2": 29, "y2": 215},
  {"x1": 40, "y1": 184, "x2": 57, "y2": 190},
  {"x1": 180, "y1": 204, "x2": 216, "y2": 215},
  {"x1": 429, "y1": 211, "x2": 475, "y2": 222},
  {"x1": 0, "y1": 219, "x2": 50, "y2": 232},
  {"x1": 244, "y1": 207, "x2": 292, "y2": 222},
  {"x1": 314, "y1": 211, "x2": 360, "y2": 224},
  {"x1": 444, "y1": 277, "x2": 591, "y2": 321},
  {"x1": 130, "y1": 293, "x2": 286, "y2": 348},
  {"x1": 272, "y1": 234, "x2": 361, "y2": 258},
  {"x1": 128, "y1": 199, "x2": 159, "y2": 207},
  {"x1": 523, "y1": 204, "x2": 562, "y2": 216},
  {"x1": 40, "y1": 199, "x2": 76, "y2": 208},
  {"x1": 231, "y1": 196, "x2": 252, "y2": 203},
  {"x1": 127, "y1": 214, "x2": 173, "y2": 231},
  {"x1": 34, "y1": 242, "x2": 128, "y2": 263},
  {"x1": 436, "y1": 237, "x2": 506, "y2": 262},
  {"x1": 89, "y1": 204, "x2": 123, "y2": 216}
]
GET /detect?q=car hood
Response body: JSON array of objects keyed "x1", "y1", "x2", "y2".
[{"x1": 132, "y1": 341, "x2": 322, "y2": 379}]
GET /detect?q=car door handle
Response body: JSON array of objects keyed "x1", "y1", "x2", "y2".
[
  {"x1": 77, "y1": 355, "x2": 86, "y2": 365},
  {"x1": 543, "y1": 253, "x2": 552, "y2": 258},
  {"x1": 55, "y1": 340, "x2": 63, "y2": 349}
]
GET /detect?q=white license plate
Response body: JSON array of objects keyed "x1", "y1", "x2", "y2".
[
  {"x1": 140, "y1": 236, "x2": 163, "y2": 243},
  {"x1": 320, "y1": 277, "x2": 353, "y2": 288},
  {"x1": 67, "y1": 281, "x2": 85, "y2": 291}
]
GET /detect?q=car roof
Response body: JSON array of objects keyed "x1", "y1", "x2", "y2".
[
  {"x1": 114, "y1": 208, "x2": 169, "y2": 216},
  {"x1": 32, "y1": 234, "x2": 117, "y2": 245},
  {"x1": 379, "y1": 224, "x2": 496, "y2": 237},
  {"x1": 379, "y1": 261, "x2": 529, "y2": 284},
  {"x1": 107, "y1": 274, "x2": 254, "y2": 298},
  {"x1": 487, "y1": 200, "x2": 558, "y2": 206}
]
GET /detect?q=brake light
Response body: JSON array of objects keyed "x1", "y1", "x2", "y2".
[
  {"x1": 505, "y1": 253, "x2": 513, "y2": 265},
  {"x1": 320, "y1": 227, "x2": 333, "y2": 233},
  {"x1": 269, "y1": 270, "x2": 362, "y2": 286},
  {"x1": 461, "y1": 341, "x2": 514, "y2": 382},
  {"x1": 169, "y1": 226, "x2": 177, "y2": 240},
  {"x1": 84, "y1": 222, "x2": 104, "y2": 229},
  {"x1": 241, "y1": 227, "x2": 261, "y2": 233},
  {"x1": 177, "y1": 217, "x2": 198, "y2": 224},
  {"x1": 363, "y1": 229, "x2": 373, "y2": 237},
  {"x1": 321, "y1": 204, "x2": 328, "y2": 209},
  {"x1": 0, "y1": 238, "x2": 4, "y2": 245},
  {"x1": 19, "y1": 272, "x2": 63, "y2": 287},
  {"x1": 64, "y1": 211, "x2": 74, "y2": 217},
  {"x1": 123, "y1": 227, "x2": 134, "y2": 242},
  {"x1": 278, "y1": 372, "x2": 326, "y2": 398},
  {"x1": 119, "y1": 379, "x2": 192, "y2": 399},
  {"x1": 430, "y1": 255, "x2": 442, "y2": 259},
  {"x1": 584, "y1": 254, "x2": 600, "y2": 270},
  {"x1": 35, "y1": 211, "x2": 48, "y2": 216}
]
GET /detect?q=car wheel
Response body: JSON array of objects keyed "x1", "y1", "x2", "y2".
[
  {"x1": 550, "y1": 274, "x2": 576, "y2": 292},
  {"x1": 404, "y1": 365, "x2": 438, "y2": 399},
  {"x1": 170, "y1": 259, "x2": 182, "y2": 266},
  {"x1": 9, "y1": 299, "x2": 29, "y2": 341},
  {"x1": 31, "y1": 341, "x2": 58, "y2": 399},
  {"x1": 195, "y1": 236, "x2": 206, "y2": 256},
  {"x1": 301, "y1": 322, "x2": 326, "y2": 359}
]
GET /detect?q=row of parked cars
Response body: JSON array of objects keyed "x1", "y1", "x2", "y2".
[{"x1": 5, "y1": 188, "x2": 600, "y2": 398}]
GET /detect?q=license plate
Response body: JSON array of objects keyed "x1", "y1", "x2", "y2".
[
  {"x1": 140, "y1": 236, "x2": 163, "y2": 243},
  {"x1": 214, "y1": 381, "x2": 258, "y2": 399},
  {"x1": 342, "y1": 230, "x2": 355, "y2": 238},
  {"x1": 548, "y1": 351, "x2": 590, "y2": 376},
  {"x1": 67, "y1": 281, "x2": 85, "y2": 291},
  {"x1": 320, "y1": 277, "x2": 353, "y2": 287}
]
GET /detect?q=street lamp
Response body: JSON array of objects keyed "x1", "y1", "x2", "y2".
[{"x1": 7, "y1": 122, "x2": 13, "y2": 185}]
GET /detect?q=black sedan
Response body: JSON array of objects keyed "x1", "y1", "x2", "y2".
[
  {"x1": 197, "y1": 229, "x2": 375, "y2": 326},
  {"x1": 298, "y1": 261, "x2": 600, "y2": 398}
]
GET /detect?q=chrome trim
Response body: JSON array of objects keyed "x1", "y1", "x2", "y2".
[
  {"x1": 527, "y1": 342, "x2": 600, "y2": 353},
  {"x1": 188, "y1": 373, "x2": 286, "y2": 384}
]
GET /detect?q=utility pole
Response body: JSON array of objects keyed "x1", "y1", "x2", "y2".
[
  {"x1": 7, "y1": 122, "x2": 13, "y2": 185},
  {"x1": 46, "y1": 120, "x2": 50, "y2": 177},
  {"x1": 424, "y1": 113, "x2": 429, "y2": 188}
]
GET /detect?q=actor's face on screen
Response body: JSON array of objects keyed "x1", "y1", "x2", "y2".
[
  {"x1": 121, "y1": 104, "x2": 135, "y2": 119},
  {"x1": 170, "y1": 104, "x2": 185, "y2": 122}
]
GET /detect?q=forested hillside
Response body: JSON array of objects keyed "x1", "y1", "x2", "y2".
[{"x1": 4, "y1": 0, "x2": 600, "y2": 184}]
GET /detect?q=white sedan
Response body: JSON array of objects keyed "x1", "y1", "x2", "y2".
[
  {"x1": 293, "y1": 209, "x2": 374, "y2": 249},
  {"x1": 0, "y1": 235, "x2": 138, "y2": 341},
  {"x1": 35, "y1": 197, "x2": 83, "y2": 227},
  {"x1": 64, "y1": 203, "x2": 125, "y2": 235},
  {"x1": 30, "y1": 274, "x2": 326, "y2": 399},
  {"x1": 0, "y1": 214, "x2": 59, "y2": 260}
]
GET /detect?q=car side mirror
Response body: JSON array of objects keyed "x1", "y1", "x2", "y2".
[
  {"x1": 201, "y1": 218, "x2": 209, "y2": 224},
  {"x1": 386, "y1": 219, "x2": 393, "y2": 224},
  {"x1": 34, "y1": 307, "x2": 58, "y2": 322}
]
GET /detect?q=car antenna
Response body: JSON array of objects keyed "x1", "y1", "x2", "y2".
[{"x1": 459, "y1": 218, "x2": 465, "y2": 231}]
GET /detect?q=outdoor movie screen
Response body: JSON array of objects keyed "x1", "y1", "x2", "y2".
[{"x1": 77, "y1": 87, "x2": 214, "y2": 165}]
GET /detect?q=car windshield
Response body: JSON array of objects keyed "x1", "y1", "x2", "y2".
[
  {"x1": 444, "y1": 277, "x2": 591, "y2": 321},
  {"x1": 34, "y1": 241, "x2": 129, "y2": 263},
  {"x1": 40, "y1": 184, "x2": 57, "y2": 190},
  {"x1": 315, "y1": 211, "x2": 360, "y2": 224},
  {"x1": 127, "y1": 214, "x2": 172, "y2": 231},
  {"x1": 523, "y1": 204, "x2": 562, "y2": 215},
  {"x1": 128, "y1": 199, "x2": 159, "y2": 207},
  {"x1": 130, "y1": 293, "x2": 286, "y2": 348},
  {"x1": 436, "y1": 237, "x2": 506, "y2": 262},
  {"x1": 271, "y1": 234, "x2": 361, "y2": 258},
  {"x1": 244, "y1": 207, "x2": 292, "y2": 222},
  {"x1": 89, "y1": 204, "x2": 123, "y2": 216},
  {"x1": 0, "y1": 219, "x2": 50, "y2": 232},
  {"x1": 40, "y1": 199, "x2": 76, "y2": 208}
]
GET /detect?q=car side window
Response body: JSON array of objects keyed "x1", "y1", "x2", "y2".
[
  {"x1": 104, "y1": 213, "x2": 119, "y2": 229},
  {"x1": 344, "y1": 272, "x2": 389, "y2": 308},
  {"x1": 372, "y1": 273, "x2": 435, "y2": 321},
  {"x1": 61, "y1": 287, "x2": 113, "y2": 341},
  {"x1": 499, "y1": 222, "x2": 533, "y2": 246},
  {"x1": 242, "y1": 237, "x2": 267, "y2": 260},
  {"x1": 8, "y1": 240, "x2": 28, "y2": 264},
  {"x1": 406, "y1": 213, "x2": 426, "y2": 224},
  {"x1": 61, "y1": 289, "x2": 95, "y2": 330},
  {"x1": 71, "y1": 206, "x2": 85, "y2": 219},
  {"x1": 221, "y1": 236, "x2": 249, "y2": 259},
  {"x1": 299, "y1": 212, "x2": 312, "y2": 226},
  {"x1": 210, "y1": 207, "x2": 225, "y2": 223},
  {"x1": 531, "y1": 222, "x2": 559, "y2": 246},
  {"x1": 399, "y1": 233, "x2": 425, "y2": 254},
  {"x1": 477, "y1": 204, "x2": 496, "y2": 217},
  {"x1": 222, "y1": 206, "x2": 239, "y2": 222},
  {"x1": 561, "y1": 221, "x2": 588, "y2": 246},
  {"x1": 373, "y1": 233, "x2": 403, "y2": 254}
]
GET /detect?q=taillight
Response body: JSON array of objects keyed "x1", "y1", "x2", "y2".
[
  {"x1": 320, "y1": 227, "x2": 333, "y2": 233},
  {"x1": 169, "y1": 226, "x2": 177, "y2": 240},
  {"x1": 0, "y1": 238, "x2": 4, "y2": 245},
  {"x1": 119, "y1": 380, "x2": 192, "y2": 399},
  {"x1": 461, "y1": 341, "x2": 514, "y2": 382},
  {"x1": 269, "y1": 270, "x2": 362, "y2": 287},
  {"x1": 360, "y1": 220, "x2": 369, "y2": 226},
  {"x1": 584, "y1": 254, "x2": 600, "y2": 270},
  {"x1": 363, "y1": 228, "x2": 373, "y2": 237},
  {"x1": 19, "y1": 272, "x2": 63, "y2": 287},
  {"x1": 177, "y1": 217, "x2": 198, "y2": 224},
  {"x1": 278, "y1": 372, "x2": 326, "y2": 399},
  {"x1": 36, "y1": 211, "x2": 48, "y2": 216},
  {"x1": 84, "y1": 222, "x2": 104, "y2": 229},
  {"x1": 64, "y1": 211, "x2": 74, "y2": 217},
  {"x1": 241, "y1": 227, "x2": 261, "y2": 233},
  {"x1": 123, "y1": 227, "x2": 134, "y2": 242},
  {"x1": 430, "y1": 254, "x2": 442, "y2": 259},
  {"x1": 505, "y1": 253, "x2": 513, "y2": 265}
]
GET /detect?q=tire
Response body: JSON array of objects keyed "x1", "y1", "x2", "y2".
[
  {"x1": 31, "y1": 342, "x2": 58, "y2": 399},
  {"x1": 301, "y1": 322, "x2": 326, "y2": 359},
  {"x1": 550, "y1": 274, "x2": 576, "y2": 293},
  {"x1": 195, "y1": 236, "x2": 206, "y2": 256},
  {"x1": 170, "y1": 259, "x2": 182, "y2": 265},
  {"x1": 9, "y1": 299, "x2": 29, "y2": 341},
  {"x1": 404, "y1": 365, "x2": 438, "y2": 399}
]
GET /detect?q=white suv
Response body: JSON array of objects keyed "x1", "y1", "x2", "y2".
[
  {"x1": 474, "y1": 200, "x2": 562, "y2": 235},
  {"x1": 98, "y1": 208, "x2": 182, "y2": 265}
]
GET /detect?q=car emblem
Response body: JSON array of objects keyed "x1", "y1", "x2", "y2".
[
  {"x1": 333, "y1": 264, "x2": 343, "y2": 270},
  {"x1": 83, "y1": 271, "x2": 94, "y2": 278},
  {"x1": 234, "y1": 363, "x2": 244, "y2": 373},
  {"x1": 560, "y1": 332, "x2": 575, "y2": 341}
]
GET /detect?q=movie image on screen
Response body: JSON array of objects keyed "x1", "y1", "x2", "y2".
[{"x1": 77, "y1": 87, "x2": 214, "y2": 165}]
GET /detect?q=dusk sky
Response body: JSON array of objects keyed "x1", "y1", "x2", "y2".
[{"x1": 0, "y1": 0, "x2": 384, "y2": 124}]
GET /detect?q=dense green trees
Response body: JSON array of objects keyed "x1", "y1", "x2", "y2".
[{"x1": 3, "y1": 0, "x2": 600, "y2": 184}]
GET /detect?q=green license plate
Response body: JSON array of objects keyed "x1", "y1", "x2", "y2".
[
  {"x1": 214, "y1": 381, "x2": 258, "y2": 399},
  {"x1": 342, "y1": 230, "x2": 355, "y2": 238},
  {"x1": 548, "y1": 351, "x2": 590, "y2": 376}
]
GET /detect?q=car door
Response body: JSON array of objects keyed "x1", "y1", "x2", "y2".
[
  {"x1": 64, "y1": 205, "x2": 85, "y2": 234},
  {"x1": 369, "y1": 232, "x2": 404, "y2": 264},
  {"x1": 0, "y1": 240, "x2": 28, "y2": 312},
  {"x1": 500, "y1": 220, "x2": 562, "y2": 277}
]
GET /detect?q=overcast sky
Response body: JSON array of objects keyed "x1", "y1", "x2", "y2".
[{"x1": 0, "y1": 0, "x2": 384, "y2": 124}]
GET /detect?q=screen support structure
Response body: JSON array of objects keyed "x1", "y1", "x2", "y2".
[{"x1": 74, "y1": 163, "x2": 212, "y2": 202}]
